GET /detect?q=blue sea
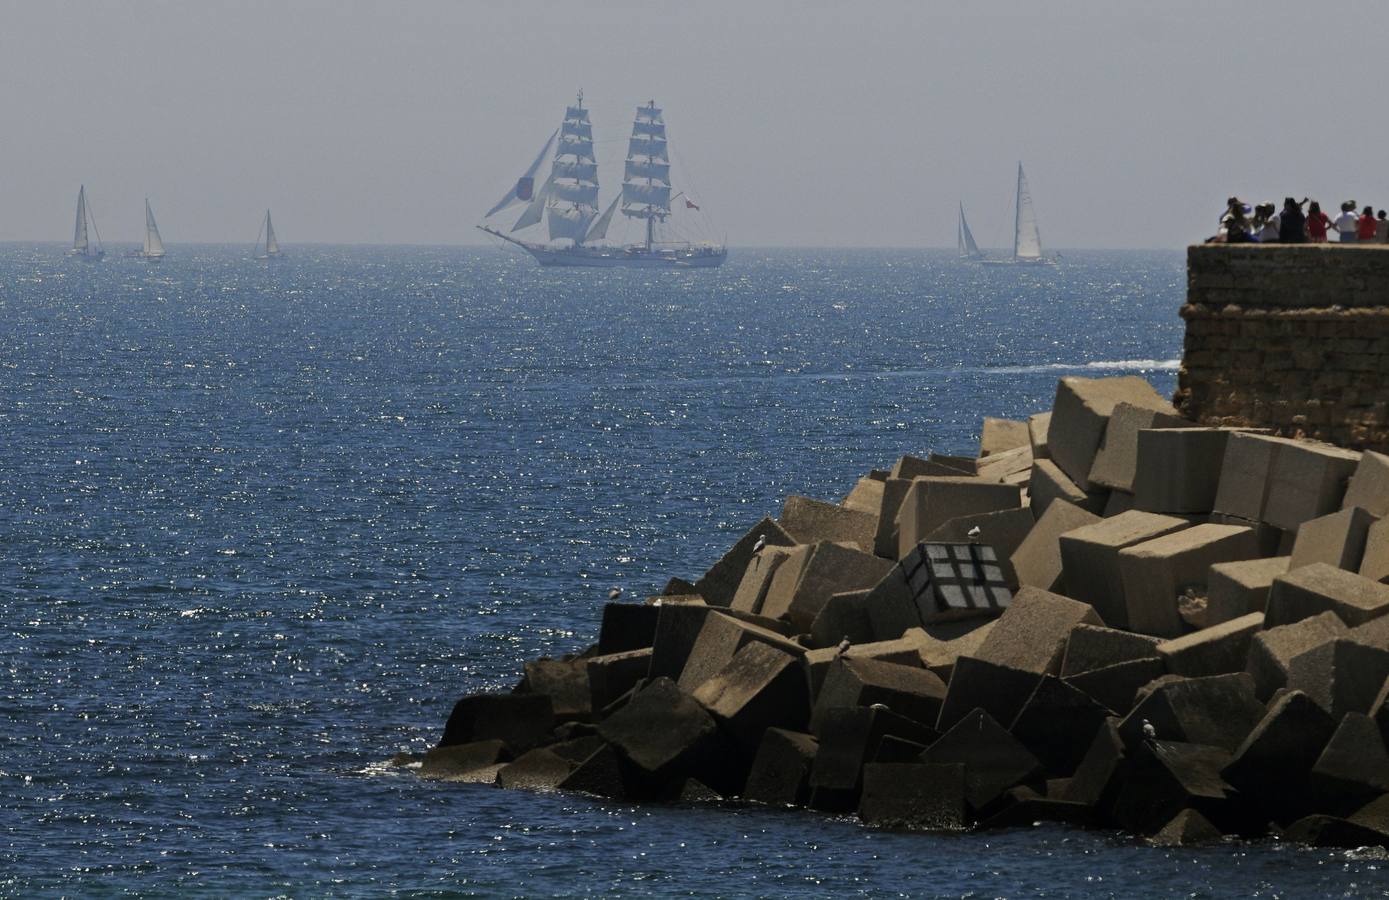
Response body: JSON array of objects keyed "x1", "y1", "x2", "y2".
[{"x1": 2, "y1": 245, "x2": 1385, "y2": 897}]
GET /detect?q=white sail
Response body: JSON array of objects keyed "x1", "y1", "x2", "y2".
[
  {"x1": 73, "y1": 186, "x2": 89, "y2": 251},
  {"x1": 511, "y1": 175, "x2": 553, "y2": 231},
  {"x1": 561, "y1": 120, "x2": 592, "y2": 141},
  {"x1": 622, "y1": 183, "x2": 671, "y2": 208},
  {"x1": 552, "y1": 160, "x2": 598, "y2": 181},
  {"x1": 623, "y1": 159, "x2": 669, "y2": 182},
  {"x1": 585, "y1": 195, "x2": 621, "y2": 243},
  {"x1": 637, "y1": 104, "x2": 662, "y2": 121},
  {"x1": 264, "y1": 211, "x2": 280, "y2": 256},
  {"x1": 547, "y1": 204, "x2": 595, "y2": 242},
  {"x1": 557, "y1": 136, "x2": 596, "y2": 162},
  {"x1": 485, "y1": 129, "x2": 558, "y2": 218},
  {"x1": 1014, "y1": 163, "x2": 1042, "y2": 260},
  {"x1": 627, "y1": 137, "x2": 668, "y2": 161},
  {"x1": 143, "y1": 200, "x2": 165, "y2": 257},
  {"x1": 551, "y1": 181, "x2": 599, "y2": 205},
  {"x1": 631, "y1": 120, "x2": 665, "y2": 138},
  {"x1": 565, "y1": 105, "x2": 589, "y2": 122},
  {"x1": 958, "y1": 203, "x2": 981, "y2": 258}
]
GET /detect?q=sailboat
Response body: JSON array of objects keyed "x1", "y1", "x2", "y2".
[
  {"x1": 479, "y1": 93, "x2": 726, "y2": 268},
  {"x1": 957, "y1": 202, "x2": 983, "y2": 261},
  {"x1": 69, "y1": 185, "x2": 105, "y2": 260},
  {"x1": 254, "y1": 210, "x2": 283, "y2": 260},
  {"x1": 133, "y1": 199, "x2": 166, "y2": 261},
  {"x1": 981, "y1": 163, "x2": 1053, "y2": 266}
]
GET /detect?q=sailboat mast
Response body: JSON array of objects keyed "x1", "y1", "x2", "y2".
[{"x1": 1013, "y1": 163, "x2": 1023, "y2": 261}]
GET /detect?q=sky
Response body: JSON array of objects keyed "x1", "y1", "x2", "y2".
[{"x1": 3, "y1": 1, "x2": 1387, "y2": 249}]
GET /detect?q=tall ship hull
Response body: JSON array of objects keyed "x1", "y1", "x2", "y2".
[{"x1": 480, "y1": 94, "x2": 726, "y2": 269}]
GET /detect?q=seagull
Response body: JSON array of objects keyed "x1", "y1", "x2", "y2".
[
  {"x1": 835, "y1": 637, "x2": 852, "y2": 658},
  {"x1": 1141, "y1": 719, "x2": 1157, "y2": 740},
  {"x1": 966, "y1": 526, "x2": 982, "y2": 540},
  {"x1": 608, "y1": 587, "x2": 622, "y2": 601},
  {"x1": 752, "y1": 534, "x2": 767, "y2": 555}
]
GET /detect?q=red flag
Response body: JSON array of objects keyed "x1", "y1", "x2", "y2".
[
  {"x1": 516, "y1": 177, "x2": 534, "y2": 202},
  {"x1": 685, "y1": 198, "x2": 700, "y2": 211}
]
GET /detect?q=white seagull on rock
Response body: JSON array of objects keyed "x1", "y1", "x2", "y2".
[
  {"x1": 608, "y1": 587, "x2": 622, "y2": 601},
  {"x1": 967, "y1": 526, "x2": 982, "y2": 539},
  {"x1": 752, "y1": 534, "x2": 767, "y2": 555}
]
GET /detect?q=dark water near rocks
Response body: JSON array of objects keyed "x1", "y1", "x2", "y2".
[{"x1": 2, "y1": 245, "x2": 1385, "y2": 897}]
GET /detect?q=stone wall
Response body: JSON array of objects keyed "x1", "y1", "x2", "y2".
[{"x1": 1176, "y1": 244, "x2": 1389, "y2": 450}]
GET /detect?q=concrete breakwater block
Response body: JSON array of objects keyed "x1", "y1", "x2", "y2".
[
  {"x1": 419, "y1": 739, "x2": 510, "y2": 782},
  {"x1": 675, "y1": 610, "x2": 804, "y2": 694},
  {"x1": 1343, "y1": 450, "x2": 1389, "y2": 518},
  {"x1": 979, "y1": 417, "x2": 1030, "y2": 459},
  {"x1": 858, "y1": 763, "x2": 966, "y2": 831},
  {"x1": 597, "y1": 678, "x2": 720, "y2": 786},
  {"x1": 1116, "y1": 523, "x2": 1260, "y2": 638},
  {"x1": 921, "y1": 708, "x2": 1043, "y2": 812},
  {"x1": 1028, "y1": 458, "x2": 1105, "y2": 518},
  {"x1": 780, "y1": 495, "x2": 876, "y2": 553},
  {"x1": 777, "y1": 542, "x2": 894, "y2": 633},
  {"x1": 1048, "y1": 375, "x2": 1172, "y2": 491},
  {"x1": 1011, "y1": 500, "x2": 1101, "y2": 593},
  {"x1": 1308, "y1": 713, "x2": 1389, "y2": 811},
  {"x1": 810, "y1": 657, "x2": 946, "y2": 734},
  {"x1": 693, "y1": 641, "x2": 810, "y2": 754},
  {"x1": 1156, "y1": 612, "x2": 1264, "y2": 678},
  {"x1": 1289, "y1": 507, "x2": 1377, "y2": 572},
  {"x1": 587, "y1": 648, "x2": 653, "y2": 711},
  {"x1": 1058, "y1": 510, "x2": 1188, "y2": 629},
  {"x1": 1118, "y1": 673, "x2": 1263, "y2": 753},
  {"x1": 922, "y1": 507, "x2": 1035, "y2": 583},
  {"x1": 1061, "y1": 624, "x2": 1162, "y2": 677},
  {"x1": 1214, "y1": 433, "x2": 1360, "y2": 532},
  {"x1": 1286, "y1": 639, "x2": 1389, "y2": 719},
  {"x1": 598, "y1": 602, "x2": 661, "y2": 654},
  {"x1": 808, "y1": 706, "x2": 938, "y2": 812},
  {"x1": 1064, "y1": 656, "x2": 1166, "y2": 716},
  {"x1": 1220, "y1": 690, "x2": 1338, "y2": 821},
  {"x1": 936, "y1": 655, "x2": 1044, "y2": 733},
  {"x1": 1028, "y1": 412, "x2": 1052, "y2": 460},
  {"x1": 896, "y1": 477, "x2": 1022, "y2": 559},
  {"x1": 743, "y1": 728, "x2": 818, "y2": 807},
  {"x1": 496, "y1": 748, "x2": 575, "y2": 792},
  {"x1": 1265, "y1": 562, "x2": 1389, "y2": 629},
  {"x1": 842, "y1": 476, "x2": 885, "y2": 516},
  {"x1": 972, "y1": 586, "x2": 1103, "y2": 676},
  {"x1": 1088, "y1": 402, "x2": 1190, "y2": 494},
  {"x1": 1009, "y1": 675, "x2": 1113, "y2": 773},
  {"x1": 523, "y1": 657, "x2": 592, "y2": 723},
  {"x1": 693, "y1": 517, "x2": 796, "y2": 608},
  {"x1": 1205, "y1": 556, "x2": 1289, "y2": 625},
  {"x1": 440, "y1": 694, "x2": 555, "y2": 753},
  {"x1": 1246, "y1": 610, "x2": 1350, "y2": 701},
  {"x1": 729, "y1": 546, "x2": 793, "y2": 615},
  {"x1": 1133, "y1": 427, "x2": 1242, "y2": 515},
  {"x1": 1358, "y1": 517, "x2": 1389, "y2": 583}
]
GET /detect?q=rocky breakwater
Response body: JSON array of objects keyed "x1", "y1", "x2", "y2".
[{"x1": 401, "y1": 374, "x2": 1389, "y2": 848}]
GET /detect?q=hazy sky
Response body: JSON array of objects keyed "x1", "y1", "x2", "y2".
[{"x1": 4, "y1": 2, "x2": 1387, "y2": 249}]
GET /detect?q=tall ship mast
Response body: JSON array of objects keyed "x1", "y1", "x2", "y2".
[
  {"x1": 982, "y1": 163, "x2": 1053, "y2": 266},
  {"x1": 479, "y1": 93, "x2": 726, "y2": 268},
  {"x1": 69, "y1": 185, "x2": 105, "y2": 260},
  {"x1": 134, "y1": 199, "x2": 166, "y2": 261}
]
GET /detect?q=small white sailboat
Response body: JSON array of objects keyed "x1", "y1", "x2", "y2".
[
  {"x1": 134, "y1": 199, "x2": 166, "y2": 261},
  {"x1": 981, "y1": 163, "x2": 1054, "y2": 266},
  {"x1": 957, "y1": 202, "x2": 983, "y2": 261},
  {"x1": 69, "y1": 185, "x2": 105, "y2": 260},
  {"x1": 254, "y1": 210, "x2": 283, "y2": 260}
]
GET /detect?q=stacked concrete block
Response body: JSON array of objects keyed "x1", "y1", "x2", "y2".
[
  {"x1": 975, "y1": 444, "x2": 1034, "y2": 484},
  {"x1": 1289, "y1": 507, "x2": 1378, "y2": 572},
  {"x1": 693, "y1": 517, "x2": 796, "y2": 608},
  {"x1": 1028, "y1": 412, "x2": 1052, "y2": 460},
  {"x1": 1089, "y1": 402, "x2": 1190, "y2": 493},
  {"x1": 1029, "y1": 459, "x2": 1105, "y2": 517},
  {"x1": 1133, "y1": 428, "x2": 1243, "y2": 514},
  {"x1": 921, "y1": 708, "x2": 1043, "y2": 812},
  {"x1": 1156, "y1": 613, "x2": 1264, "y2": 677},
  {"x1": 1048, "y1": 376, "x2": 1173, "y2": 491},
  {"x1": 811, "y1": 657, "x2": 946, "y2": 733},
  {"x1": 692, "y1": 641, "x2": 811, "y2": 753},
  {"x1": 1215, "y1": 434, "x2": 1360, "y2": 532},
  {"x1": 1285, "y1": 639, "x2": 1389, "y2": 719},
  {"x1": 756, "y1": 545, "x2": 817, "y2": 622},
  {"x1": 1057, "y1": 510, "x2": 1189, "y2": 626},
  {"x1": 842, "y1": 477, "x2": 885, "y2": 516},
  {"x1": 1205, "y1": 557, "x2": 1290, "y2": 625},
  {"x1": 729, "y1": 546, "x2": 794, "y2": 615},
  {"x1": 979, "y1": 417, "x2": 1031, "y2": 458},
  {"x1": 1359, "y1": 518, "x2": 1389, "y2": 583},
  {"x1": 1265, "y1": 563, "x2": 1389, "y2": 629},
  {"x1": 743, "y1": 728, "x2": 818, "y2": 806},
  {"x1": 779, "y1": 542, "x2": 894, "y2": 633},
  {"x1": 922, "y1": 507, "x2": 1035, "y2": 583},
  {"x1": 1010, "y1": 500, "x2": 1102, "y2": 593},
  {"x1": 896, "y1": 477, "x2": 1022, "y2": 559},
  {"x1": 1342, "y1": 450, "x2": 1389, "y2": 518},
  {"x1": 971, "y1": 586, "x2": 1103, "y2": 676},
  {"x1": 780, "y1": 495, "x2": 877, "y2": 553},
  {"x1": 858, "y1": 762, "x2": 966, "y2": 830},
  {"x1": 1246, "y1": 610, "x2": 1350, "y2": 700},
  {"x1": 809, "y1": 589, "x2": 874, "y2": 648},
  {"x1": 873, "y1": 477, "x2": 913, "y2": 559},
  {"x1": 1060, "y1": 624, "x2": 1162, "y2": 677},
  {"x1": 675, "y1": 611, "x2": 804, "y2": 694},
  {"x1": 1117, "y1": 523, "x2": 1260, "y2": 637}
]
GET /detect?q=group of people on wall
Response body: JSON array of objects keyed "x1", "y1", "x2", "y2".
[{"x1": 1209, "y1": 197, "x2": 1389, "y2": 244}]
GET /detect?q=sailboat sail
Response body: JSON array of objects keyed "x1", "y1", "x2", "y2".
[
  {"x1": 958, "y1": 203, "x2": 982, "y2": 258},
  {"x1": 546, "y1": 96, "x2": 599, "y2": 243},
  {"x1": 621, "y1": 101, "x2": 672, "y2": 249},
  {"x1": 264, "y1": 211, "x2": 280, "y2": 256},
  {"x1": 486, "y1": 128, "x2": 558, "y2": 218},
  {"x1": 143, "y1": 200, "x2": 166, "y2": 258},
  {"x1": 74, "y1": 187, "x2": 89, "y2": 252},
  {"x1": 584, "y1": 195, "x2": 621, "y2": 243},
  {"x1": 1013, "y1": 163, "x2": 1042, "y2": 260}
]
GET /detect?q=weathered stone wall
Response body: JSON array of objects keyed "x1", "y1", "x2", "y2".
[{"x1": 1176, "y1": 244, "x2": 1389, "y2": 450}]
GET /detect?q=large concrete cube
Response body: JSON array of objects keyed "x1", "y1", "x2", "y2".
[
  {"x1": 923, "y1": 507, "x2": 1036, "y2": 584},
  {"x1": 1089, "y1": 402, "x2": 1190, "y2": 493},
  {"x1": 896, "y1": 477, "x2": 1022, "y2": 559},
  {"x1": 742, "y1": 727, "x2": 818, "y2": 806},
  {"x1": 1359, "y1": 517, "x2": 1389, "y2": 583},
  {"x1": 972, "y1": 586, "x2": 1103, "y2": 675},
  {"x1": 780, "y1": 495, "x2": 877, "y2": 553},
  {"x1": 980, "y1": 417, "x2": 1031, "y2": 458},
  {"x1": 1057, "y1": 510, "x2": 1189, "y2": 628},
  {"x1": 810, "y1": 656, "x2": 946, "y2": 733},
  {"x1": 1286, "y1": 639, "x2": 1389, "y2": 719},
  {"x1": 1265, "y1": 563, "x2": 1389, "y2": 629},
  {"x1": 597, "y1": 678, "x2": 718, "y2": 781},
  {"x1": 842, "y1": 476, "x2": 886, "y2": 516},
  {"x1": 873, "y1": 477, "x2": 914, "y2": 559},
  {"x1": 1245, "y1": 610, "x2": 1350, "y2": 700},
  {"x1": 729, "y1": 546, "x2": 794, "y2": 615},
  {"x1": 1029, "y1": 459, "x2": 1104, "y2": 518},
  {"x1": 675, "y1": 610, "x2": 804, "y2": 694},
  {"x1": 1156, "y1": 612, "x2": 1265, "y2": 677},
  {"x1": 1060, "y1": 623, "x2": 1162, "y2": 676},
  {"x1": 1262, "y1": 441, "x2": 1361, "y2": 532},
  {"x1": 1028, "y1": 411, "x2": 1052, "y2": 460},
  {"x1": 1117, "y1": 523, "x2": 1260, "y2": 637},
  {"x1": 1133, "y1": 428, "x2": 1242, "y2": 515},
  {"x1": 976, "y1": 444, "x2": 1035, "y2": 484},
  {"x1": 693, "y1": 640, "x2": 811, "y2": 753},
  {"x1": 858, "y1": 763, "x2": 967, "y2": 830},
  {"x1": 756, "y1": 544, "x2": 817, "y2": 622},
  {"x1": 921, "y1": 708, "x2": 1043, "y2": 810},
  {"x1": 1048, "y1": 375, "x2": 1172, "y2": 490},
  {"x1": 1206, "y1": 556, "x2": 1290, "y2": 625},
  {"x1": 780, "y1": 542, "x2": 895, "y2": 632},
  {"x1": 693, "y1": 516, "x2": 797, "y2": 608},
  {"x1": 1010, "y1": 500, "x2": 1102, "y2": 593},
  {"x1": 1342, "y1": 449, "x2": 1389, "y2": 518},
  {"x1": 1290, "y1": 507, "x2": 1378, "y2": 572}
]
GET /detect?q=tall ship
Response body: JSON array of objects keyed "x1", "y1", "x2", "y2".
[
  {"x1": 957, "y1": 202, "x2": 983, "y2": 260},
  {"x1": 133, "y1": 199, "x2": 166, "y2": 261},
  {"x1": 69, "y1": 185, "x2": 105, "y2": 260},
  {"x1": 479, "y1": 93, "x2": 726, "y2": 268},
  {"x1": 981, "y1": 162, "x2": 1053, "y2": 266},
  {"x1": 254, "y1": 209, "x2": 283, "y2": 260}
]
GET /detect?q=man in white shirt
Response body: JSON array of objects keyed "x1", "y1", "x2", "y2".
[{"x1": 1334, "y1": 201, "x2": 1360, "y2": 242}]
